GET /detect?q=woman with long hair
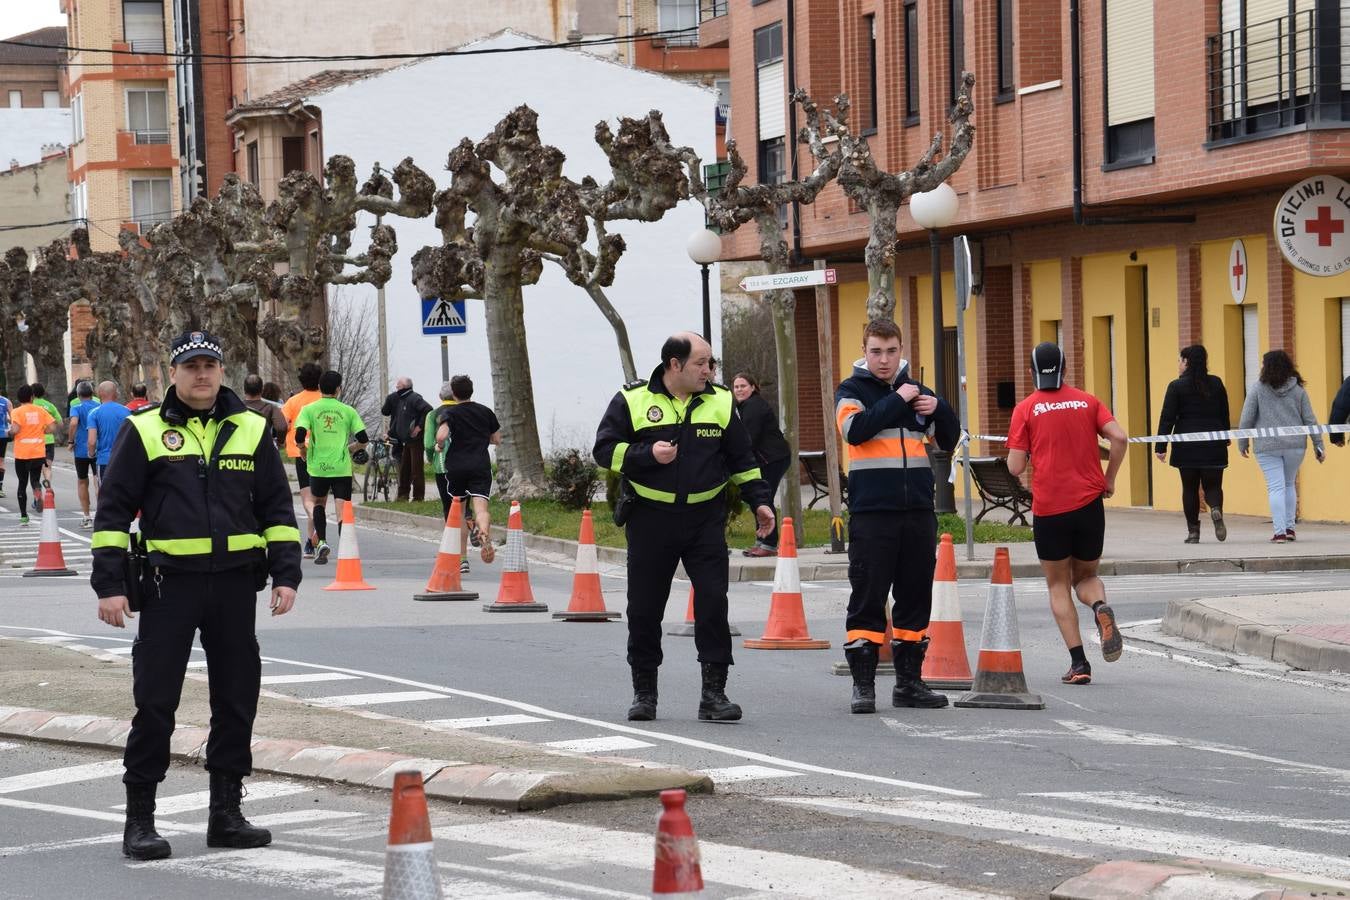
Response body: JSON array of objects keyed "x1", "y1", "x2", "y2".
[
  {"x1": 1155, "y1": 345, "x2": 1230, "y2": 543},
  {"x1": 1237, "y1": 350, "x2": 1325, "y2": 542},
  {"x1": 731, "y1": 372, "x2": 790, "y2": 557}
]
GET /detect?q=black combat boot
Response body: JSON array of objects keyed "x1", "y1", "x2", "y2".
[
  {"x1": 697, "y1": 662, "x2": 742, "y2": 722},
  {"x1": 627, "y1": 668, "x2": 658, "y2": 721},
  {"x1": 122, "y1": 782, "x2": 171, "y2": 860},
  {"x1": 206, "y1": 772, "x2": 272, "y2": 849},
  {"x1": 844, "y1": 643, "x2": 879, "y2": 714},
  {"x1": 891, "y1": 639, "x2": 949, "y2": 709}
]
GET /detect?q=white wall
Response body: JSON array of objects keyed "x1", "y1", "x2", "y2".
[{"x1": 317, "y1": 32, "x2": 720, "y2": 453}]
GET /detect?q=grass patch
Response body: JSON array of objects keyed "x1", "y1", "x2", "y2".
[{"x1": 366, "y1": 498, "x2": 1031, "y2": 548}]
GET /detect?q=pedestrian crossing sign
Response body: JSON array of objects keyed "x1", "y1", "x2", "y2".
[{"x1": 421, "y1": 298, "x2": 467, "y2": 335}]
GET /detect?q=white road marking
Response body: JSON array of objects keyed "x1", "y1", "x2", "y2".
[
  {"x1": 258, "y1": 672, "x2": 360, "y2": 685},
  {"x1": 22, "y1": 636, "x2": 78, "y2": 645},
  {"x1": 0, "y1": 797, "x2": 197, "y2": 832},
  {"x1": 57, "y1": 528, "x2": 91, "y2": 544},
  {"x1": 0, "y1": 741, "x2": 20, "y2": 751},
  {"x1": 309, "y1": 690, "x2": 448, "y2": 708},
  {"x1": 1030, "y1": 791, "x2": 1350, "y2": 838},
  {"x1": 427, "y1": 714, "x2": 550, "y2": 730},
  {"x1": 0, "y1": 831, "x2": 125, "y2": 857},
  {"x1": 0, "y1": 760, "x2": 125, "y2": 794},
  {"x1": 701, "y1": 765, "x2": 802, "y2": 784},
  {"x1": 243, "y1": 808, "x2": 365, "y2": 828},
  {"x1": 114, "y1": 780, "x2": 310, "y2": 814},
  {"x1": 773, "y1": 796, "x2": 1350, "y2": 880},
  {"x1": 103, "y1": 646, "x2": 133, "y2": 655},
  {"x1": 543, "y1": 736, "x2": 655, "y2": 754}
]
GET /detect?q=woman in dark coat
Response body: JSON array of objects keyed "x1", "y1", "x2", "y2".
[
  {"x1": 1155, "y1": 344, "x2": 1230, "y2": 543},
  {"x1": 732, "y1": 372, "x2": 791, "y2": 557}
]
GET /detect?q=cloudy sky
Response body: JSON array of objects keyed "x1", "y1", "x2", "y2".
[{"x1": 2, "y1": 1, "x2": 66, "y2": 40}]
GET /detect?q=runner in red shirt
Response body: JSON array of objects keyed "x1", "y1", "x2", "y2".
[{"x1": 1006, "y1": 342, "x2": 1128, "y2": 685}]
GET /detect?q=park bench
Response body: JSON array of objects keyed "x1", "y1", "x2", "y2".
[
  {"x1": 798, "y1": 451, "x2": 848, "y2": 510},
  {"x1": 966, "y1": 456, "x2": 1033, "y2": 526}
]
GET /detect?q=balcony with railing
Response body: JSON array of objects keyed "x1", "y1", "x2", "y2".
[
  {"x1": 1207, "y1": 10, "x2": 1350, "y2": 145},
  {"x1": 698, "y1": 0, "x2": 730, "y2": 48},
  {"x1": 116, "y1": 129, "x2": 176, "y2": 168}
]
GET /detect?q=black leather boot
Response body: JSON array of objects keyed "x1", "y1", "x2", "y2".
[
  {"x1": 891, "y1": 639, "x2": 949, "y2": 709},
  {"x1": 122, "y1": 783, "x2": 171, "y2": 860},
  {"x1": 206, "y1": 772, "x2": 272, "y2": 849},
  {"x1": 697, "y1": 662, "x2": 742, "y2": 722},
  {"x1": 627, "y1": 668, "x2": 658, "y2": 721},
  {"x1": 844, "y1": 643, "x2": 879, "y2": 714}
]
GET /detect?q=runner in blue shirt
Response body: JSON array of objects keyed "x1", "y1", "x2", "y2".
[
  {"x1": 0, "y1": 392, "x2": 11, "y2": 499},
  {"x1": 87, "y1": 381, "x2": 132, "y2": 477},
  {"x1": 68, "y1": 381, "x2": 101, "y2": 527}
]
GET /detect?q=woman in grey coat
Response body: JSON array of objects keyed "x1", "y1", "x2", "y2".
[{"x1": 1237, "y1": 350, "x2": 1325, "y2": 542}]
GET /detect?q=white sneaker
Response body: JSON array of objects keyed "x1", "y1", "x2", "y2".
[{"x1": 81, "y1": 516, "x2": 93, "y2": 529}]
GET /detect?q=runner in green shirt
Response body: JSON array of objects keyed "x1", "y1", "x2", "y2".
[{"x1": 293, "y1": 370, "x2": 369, "y2": 564}]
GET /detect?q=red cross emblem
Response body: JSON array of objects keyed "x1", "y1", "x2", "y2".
[{"x1": 1305, "y1": 206, "x2": 1345, "y2": 247}]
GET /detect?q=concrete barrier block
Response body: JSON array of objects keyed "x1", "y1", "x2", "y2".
[
  {"x1": 169, "y1": 726, "x2": 210, "y2": 758},
  {"x1": 1271, "y1": 633, "x2": 1325, "y2": 672},
  {"x1": 249, "y1": 738, "x2": 319, "y2": 771},
  {"x1": 1234, "y1": 624, "x2": 1276, "y2": 660},
  {"x1": 423, "y1": 764, "x2": 500, "y2": 800},
  {"x1": 31, "y1": 713, "x2": 101, "y2": 742},
  {"x1": 73, "y1": 717, "x2": 133, "y2": 747},
  {"x1": 277, "y1": 745, "x2": 355, "y2": 778},
  {"x1": 0, "y1": 709, "x2": 57, "y2": 736},
  {"x1": 366, "y1": 758, "x2": 459, "y2": 789},
  {"x1": 315, "y1": 750, "x2": 417, "y2": 785},
  {"x1": 460, "y1": 770, "x2": 559, "y2": 807}
]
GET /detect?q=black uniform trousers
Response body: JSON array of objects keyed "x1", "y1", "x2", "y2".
[
  {"x1": 846, "y1": 510, "x2": 938, "y2": 643},
  {"x1": 124, "y1": 567, "x2": 261, "y2": 785},
  {"x1": 625, "y1": 500, "x2": 732, "y2": 670}
]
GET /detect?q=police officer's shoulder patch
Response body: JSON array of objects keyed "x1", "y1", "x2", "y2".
[
  {"x1": 623, "y1": 379, "x2": 647, "y2": 391},
  {"x1": 161, "y1": 429, "x2": 185, "y2": 451},
  {"x1": 646, "y1": 405, "x2": 664, "y2": 422}
]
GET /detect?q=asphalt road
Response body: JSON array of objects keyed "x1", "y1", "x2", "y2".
[{"x1": 2, "y1": 459, "x2": 1349, "y2": 896}]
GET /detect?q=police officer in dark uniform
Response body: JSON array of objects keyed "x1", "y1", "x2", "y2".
[
  {"x1": 594, "y1": 331, "x2": 774, "y2": 723},
  {"x1": 91, "y1": 330, "x2": 302, "y2": 861}
]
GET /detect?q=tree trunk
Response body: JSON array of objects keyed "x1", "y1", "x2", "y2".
[
  {"x1": 483, "y1": 244, "x2": 548, "y2": 498},
  {"x1": 767, "y1": 289, "x2": 803, "y2": 536},
  {"x1": 1, "y1": 324, "x2": 26, "y2": 395},
  {"x1": 865, "y1": 199, "x2": 900, "y2": 321},
  {"x1": 583, "y1": 283, "x2": 637, "y2": 383}
]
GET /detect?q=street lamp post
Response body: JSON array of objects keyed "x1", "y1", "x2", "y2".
[
  {"x1": 909, "y1": 182, "x2": 960, "y2": 513},
  {"x1": 686, "y1": 228, "x2": 722, "y2": 342}
]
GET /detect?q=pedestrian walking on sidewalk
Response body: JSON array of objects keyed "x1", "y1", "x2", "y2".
[
  {"x1": 293, "y1": 370, "x2": 369, "y2": 565},
  {"x1": 732, "y1": 372, "x2": 790, "y2": 558},
  {"x1": 382, "y1": 376, "x2": 433, "y2": 502},
  {"x1": 8, "y1": 384, "x2": 56, "y2": 525},
  {"x1": 1154, "y1": 345, "x2": 1231, "y2": 544},
  {"x1": 1237, "y1": 350, "x2": 1324, "y2": 543},
  {"x1": 91, "y1": 329, "x2": 301, "y2": 862},
  {"x1": 594, "y1": 332, "x2": 774, "y2": 724},
  {"x1": 1329, "y1": 375, "x2": 1350, "y2": 448},
  {"x1": 1006, "y1": 342, "x2": 1128, "y2": 686},
  {"x1": 835, "y1": 319, "x2": 960, "y2": 713}
]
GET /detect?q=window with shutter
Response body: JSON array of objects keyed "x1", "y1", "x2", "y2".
[
  {"x1": 757, "y1": 61, "x2": 785, "y2": 140},
  {"x1": 1104, "y1": 0, "x2": 1155, "y2": 164},
  {"x1": 658, "y1": 0, "x2": 699, "y2": 46},
  {"x1": 997, "y1": 0, "x2": 1015, "y2": 98},
  {"x1": 948, "y1": 0, "x2": 965, "y2": 104},
  {"x1": 864, "y1": 15, "x2": 878, "y2": 132},
  {"x1": 903, "y1": 2, "x2": 919, "y2": 121},
  {"x1": 123, "y1": 1, "x2": 166, "y2": 54}
]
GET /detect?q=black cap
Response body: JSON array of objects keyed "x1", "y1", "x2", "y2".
[
  {"x1": 1031, "y1": 341, "x2": 1065, "y2": 390},
  {"x1": 170, "y1": 330, "x2": 223, "y2": 365}
]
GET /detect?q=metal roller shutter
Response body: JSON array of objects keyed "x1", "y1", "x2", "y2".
[
  {"x1": 757, "y1": 61, "x2": 785, "y2": 140},
  {"x1": 1106, "y1": 0, "x2": 1155, "y2": 126}
]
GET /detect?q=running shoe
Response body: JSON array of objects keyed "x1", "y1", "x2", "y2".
[
  {"x1": 1094, "y1": 603, "x2": 1123, "y2": 662},
  {"x1": 467, "y1": 520, "x2": 482, "y2": 549},
  {"x1": 460, "y1": 559, "x2": 470, "y2": 575},
  {"x1": 81, "y1": 515, "x2": 93, "y2": 529},
  {"x1": 315, "y1": 541, "x2": 331, "y2": 565},
  {"x1": 33, "y1": 494, "x2": 42, "y2": 512},
  {"x1": 1061, "y1": 662, "x2": 1092, "y2": 685},
  {"x1": 742, "y1": 544, "x2": 777, "y2": 558},
  {"x1": 1270, "y1": 533, "x2": 1287, "y2": 543},
  {"x1": 1285, "y1": 528, "x2": 1296, "y2": 542},
  {"x1": 480, "y1": 538, "x2": 495, "y2": 565},
  {"x1": 19, "y1": 516, "x2": 29, "y2": 526},
  {"x1": 302, "y1": 538, "x2": 315, "y2": 559}
]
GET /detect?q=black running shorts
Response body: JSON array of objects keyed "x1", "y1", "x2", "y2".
[
  {"x1": 75, "y1": 457, "x2": 94, "y2": 480},
  {"x1": 309, "y1": 475, "x2": 352, "y2": 501},
  {"x1": 1032, "y1": 495, "x2": 1105, "y2": 562}
]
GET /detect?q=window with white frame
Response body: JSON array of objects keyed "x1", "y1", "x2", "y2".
[
  {"x1": 127, "y1": 88, "x2": 169, "y2": 144},
  {"x1": 7, "y1": 90, "x2": 21, "y2": 108},
  {"x1": 123, "y1": 1, "x2": 166, "y2": 54},
  {"x1": 71, "y1": 180, "x2": 88, "y2": 223},
  {"x1": 658, "y1": 0, "x2": 699, "y2": 46},
  {"x1": 71, "y1": 94, "x2": 84, "y2": 143},
  {"x1": 42, "y1": 90, "x2": 60, "y2": 108},
  {"x1": 130, "y1": 177, "x2": 173, "y2": 230}
]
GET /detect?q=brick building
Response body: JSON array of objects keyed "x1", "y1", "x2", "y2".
[
  {"x1": 712, "y1": 0, "x2": 1350, "y2": 524},
  {"x1": 0, "y1": 27, "x2": 67, "y2": 109}
]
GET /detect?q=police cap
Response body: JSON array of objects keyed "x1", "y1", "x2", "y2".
[{"x1": 170, "y1": 330, "x2": 224, "y2": 365}]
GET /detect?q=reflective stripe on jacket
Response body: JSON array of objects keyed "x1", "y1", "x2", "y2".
[
  {"x1": 90, "y1": 385, "x2": 302, "y2": 598},
  {"x1": 593, "y1": 365, "x2": 771, "y2": 510}
]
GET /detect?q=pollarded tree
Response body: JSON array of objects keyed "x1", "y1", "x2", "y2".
[
  {"x1": 23, "y1": 238, "x2": 91, "y2": 403},
  {"x1": 0, "y1": 248, "x2": 32, "y2": 394}
]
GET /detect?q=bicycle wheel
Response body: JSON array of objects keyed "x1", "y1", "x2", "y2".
[
  {"x1": 379, "y1": 461, "x2": 393, "y2": 502},
  {"x1": 362, "y1": 463, "x2": 376, "y2": 503}
]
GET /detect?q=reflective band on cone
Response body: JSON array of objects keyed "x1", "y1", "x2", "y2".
[
  {"x1": 652, "y1": 789, "x2": 704, "y2": 896},
  {"x1": 381, "y1": 771, "x2": 443, "y2": 900},
  {"x1": 484, "y1": 501, "x2": 547, "y2": 612},
  {"x1": 324, "y1": 500, "x2": 375, "y2": 591},
  {"x1": 744, "y1": 518, "x2": 830, "y2": 650},
  {"x1": 414, "y1": 497, "x2": 477, "y2": 602},
  {"x1": 554, "y1": 510, "x2": 619, "y2": 621},
  {"x1": 24, "y1": 488, "x2": 76, "y2": 577},
  {"x1": 669, "y1": 586, "x2": 741, "y2": 637},
  {"x1": 954, "y1": 547, "x2": 1044, "y2": 710},
  {"x1": 921, "y1": 533, "x2": 974, "y2": 689}
]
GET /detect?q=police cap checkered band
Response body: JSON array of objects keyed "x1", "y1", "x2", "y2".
[
  {"x1": 1031, "y1": 341, "x2": 1065, "y2": 390},
  {"x1": 170, "y1": 330, "x2": 224, "y2": 365}
]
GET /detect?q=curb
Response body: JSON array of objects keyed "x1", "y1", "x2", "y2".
[
  {"x1": 0, "y1": 705, "x2": 712, "y2": 812},
  {"x1": 1052, "y1": 858, "x2": 1349, "y2": 899},
  {"x1": 1161, "y1": 598, "x2": 1350, "y2": 674}
]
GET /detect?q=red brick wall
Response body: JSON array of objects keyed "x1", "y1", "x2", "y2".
[
  {"x1": 976, "y1": 264, "x2": 1014, "y2": 445},
  {"x1": 1017, "y1": 0, "x2": 1062, "y2": 86},
  {"x1": 795, "y1": 293, "x2": 824, "y2": 453},
  {"x1": 198, "y1": 0, "x2": 235, "y2": 195}
]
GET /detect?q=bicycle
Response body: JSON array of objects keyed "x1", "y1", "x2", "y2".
[{"x1": 361, "y1": 436, "x2": 397, "y2": 503}]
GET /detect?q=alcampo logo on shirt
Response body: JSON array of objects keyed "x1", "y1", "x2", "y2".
[
  {"x1": 1032, "y1": 399, "x2": 1089, "y2": 416},
  {"x1": 218, "y1": 457, "x2": 255, "y2": 472}
]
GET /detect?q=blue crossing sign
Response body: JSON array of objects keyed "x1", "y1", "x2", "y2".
[{"x1": 421, "y1": 298, "x2": 467, "y2": 335}]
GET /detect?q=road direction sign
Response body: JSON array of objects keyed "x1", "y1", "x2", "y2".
[
  {"x1": 738, "y1": 269, "x2": 837, "y2": 292},
  {"x1": 421, "y1": 298, "x2": 467, "y2": 335}
]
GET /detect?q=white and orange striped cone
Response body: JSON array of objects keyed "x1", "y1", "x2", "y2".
[
  {"x1": 24, "y1": 487, "x2": 76, "y2": 577},
  {"x1": 921, "y1": 533, "x2": 974, "y2": 689},
  {"x1": 668, "y1": 586, "x2": 741, "y2": 637},
  {"x1": 554, "y1": 510, "x2": 620, "y2": 621},
  {"x1": 414, "y1": 497, "x2": 478, "y2": 602},
  {"x1": 381, "y1": 770, "x2": 443, "y2": 900},
  {"x1": 483, "y1": 501, "x2": 548, "y2": 612},
  {"x1": 323, "y1": 500, "x2": 375, "y2": 591},
  {"x1": 651, "y1": 789, "x2": 704, "y2": 896},
  {"x1": 744, "y1": 518, "x2": 830, "y2": 650},
  {"x1": 954, "y1": 547, "x2": 1045, "y2": 710}
]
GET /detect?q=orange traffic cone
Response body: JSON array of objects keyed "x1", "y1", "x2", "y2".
[
  {"x1": 414, "y1": 497, "x2": 478, "y2": 602},
  {"x1": 921, "y1": 533, "x2": 974, "y2": 689},
  {"x1": 381, "y1": 770, "x2": 443, "y2": 900},
  {"x1": 668, "y1": 586, "x2": 741, "y2": 637},
  {"x1": 743, "y1": 518, "x2": 830, "y2": 650},
  {"x1": 554, "y1": 510, "x2": 620, "y2": 621},
  {"x1": 24, "y1": 487, "x2": 76, "y2": 577},
  {"x1": 483, "y1": 501, "x2": 547, "y2": 612},
  {"x1": 652, "y1": 789, "x2": 703, "y2": 896},
  {"x1": 323, "y1": 500, "x2": 374, "y2": 591},
  {"x1": 954, "y1": 547, "x2": 1044, "y2": 710}
]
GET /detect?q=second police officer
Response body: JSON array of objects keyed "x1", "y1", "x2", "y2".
[{"x1": 92, "y1": 330, "x2": 302, "y2": 861}]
